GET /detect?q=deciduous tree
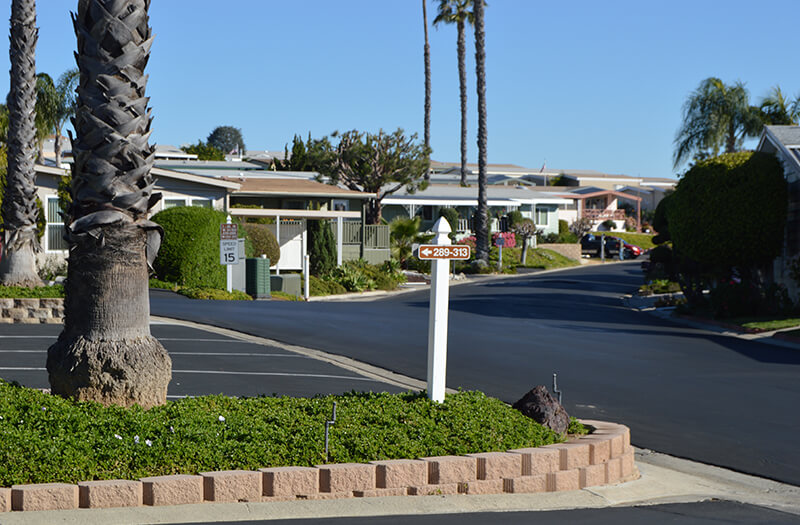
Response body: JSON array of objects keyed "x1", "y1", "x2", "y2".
[{"x1": 309, "y1": 129, "x2": 430, "y2": 224}]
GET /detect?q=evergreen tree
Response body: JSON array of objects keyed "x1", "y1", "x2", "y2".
[{"x1": 308, "y1": 219, "x2": 336, "y2": 276}]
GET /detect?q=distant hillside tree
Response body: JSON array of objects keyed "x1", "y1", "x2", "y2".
[{"x1": 207, "y1": 125, "x2": 245, "y2": 154}]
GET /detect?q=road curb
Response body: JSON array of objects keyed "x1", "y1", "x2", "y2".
[{"x1": 0, "y1": 422, "x2": 636, "y2": 514}]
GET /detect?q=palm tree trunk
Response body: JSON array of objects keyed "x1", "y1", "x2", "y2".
[
  {"x1": 47, "y1": 0, "x2": 171, "y2": 409},
  {"x1": 473, "y1": 0, "x2": 489, "y2": 265},
  {"x1": 422, "y1": 0, "x2": 431, "y2": 162},
  {"x1": 54, "y1": 130, "x2": 62, "y2": 167},
  {"x1": 726, "y1": 124, "x2": 737, "y2": 153},
  {"x1": 0, "y1": 0, "x2": 43, "y2": 288},
  {"x1": 458, "y1": 19, "x2": 468, "y2": 187}
]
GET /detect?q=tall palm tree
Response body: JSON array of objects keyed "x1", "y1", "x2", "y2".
[
  {"x1": 0, "y1": 0, "x2": 43, "y2": 288},
  {"x1": 434, "y1": 0, "x2": 473, "y2": 187},
  {"x1": 472, "y1": 0, "x2": 489, "y2": 265},
  {"x1": 34, "y1": 72, "x2": 58, "y2": 164},
  {"x1": 422, "y1": 0, "x2": 431, "y2": 162},
  {"x1": 673, "y1": 77, "x2": 762, "y2": 169},
  {"x1": 758, "y1": 85, "x2": 800, "y2": 126},
  {"x1": 47, "y1": 0, "x2": 171, "y2": 408}
]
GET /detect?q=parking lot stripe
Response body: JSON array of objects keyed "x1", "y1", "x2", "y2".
[
  {"x1": 0, "y1": 367, "x2": 46, "y2": 371},
  {"x1": 171, "y1": 369, "x2": 374, "y2": 381},
  {"x1": 168, "y1": 352, "x2": 305, "y2": 357}
]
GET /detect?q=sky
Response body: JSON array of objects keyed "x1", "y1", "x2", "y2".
[{"x1": 0, "y1": 0, "x2": 798, "y2": 180}]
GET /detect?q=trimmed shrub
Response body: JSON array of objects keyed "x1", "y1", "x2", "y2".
[
  {"x1": 506, "y1": 210, "x2": 524, "y2": 230},
  {"x1": 558, "y1": 219, "x2": 569, "y2": 236},
  {"x1": 601, "y1": 219, "x2": 616, "y2": 230},
  {"x1": 668, "y1": 152, "x2": 787, "y2": 270},
  {"x1": 178, "y1": 287, "x2": 253, "y2": 301},
  {"x1": 438, "y1": 207, "x2": 460, "y2": 234},
  {"x1": 241, "y1": 223, "x2": 280, "y2": 264},
  {"x1": 151, "y1": 206, "x2": 250, "y2": 289},
  {"x1": 308, "y1": 219, "x2": 336, "y2": 276}
]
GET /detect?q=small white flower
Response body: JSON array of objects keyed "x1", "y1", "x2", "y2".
[
  {"x1": 145, "y1": 439, "x2": 153, "y2": 447},
  {"x1": 134, "y1": 435, "x2": 140, "y2": 444},
  {"x1": 0, "y1": 415, "x2": 4, "y2": 420},
  {"x1": 169, "y1": 426, "x2": 175, "y2": 433},
  {"x1": 41, "y1": 407, "x2": 47, "y2": 411},
  {"x1": 114, "y1": 434, "x2": 122, "y2": 440},
  {"x1": 218, "y1": 416, "x2": 225, "y2": 422}
]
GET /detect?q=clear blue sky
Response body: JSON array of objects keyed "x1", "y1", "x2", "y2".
[{"x1": 0, "y1": 1, "x2": 797, "y2": 179}]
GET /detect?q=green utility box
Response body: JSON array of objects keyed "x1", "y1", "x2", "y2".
[
  {"x1": 245, "y1": 258, "x2": 271, "y2": 299},
  {"x1": 270, "y1": 274, "x2": 301, "y2": 298}
]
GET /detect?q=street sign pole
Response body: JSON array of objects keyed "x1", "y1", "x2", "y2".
[
  {"x1": 427, "y1": 217, "x2": 452, "y2": 403},
  {"x1": 226, "y1": 215, "x2": 233, "y2": 293}
]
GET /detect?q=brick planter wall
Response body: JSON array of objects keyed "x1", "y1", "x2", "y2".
[
  {"x1": 0, "y1": 298, "x2": 64, "y2": 324},
  {"x1": 0, "y1": 420, "x2": 637, "y2": 513},
  {"x1": 538, "y1": 243, "x2": 581, "y2": 261}
]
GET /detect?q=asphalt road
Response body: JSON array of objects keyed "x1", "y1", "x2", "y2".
[
  {"x1": 179, "y1": 501, "x2": 800, "y2": 525},
  {"x1": 148, "y1": 262, "x2": 800, "y2": 486},
  {"x1": 0, "y1": 323, "x2": 403, "y2": 399}
]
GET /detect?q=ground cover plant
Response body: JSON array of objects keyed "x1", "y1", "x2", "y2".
[
  {"x1": 0, "y1": 284, "x2": 64, "y2": 298},
  {"x1": 0, "y1": 382, "x2": 574, "y2": 486},
  {"x1": 639, "y1": 279, "x2": 682, "y2": 296}
]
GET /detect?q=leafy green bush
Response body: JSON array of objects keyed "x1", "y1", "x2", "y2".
[
  {"x1": 639, "y1": 279, "x2": 681, "y2": 295},
  {"x1": 506, "y1": 210, "x2": 524, "y2": 230},
  {"x1": 177, "y1": 287, "x2": 253, "y2": 301},
  {"x1": 709, "y1": 282, "x2": 794, "y2": 319},
  {"x1": 558, "y1": 219, "x2": 569, "y2": 237},
  {"x1": 151, "y1": 207, "x2": 251, "y2": 289},
  {"x1": 240, "y1": 223, "x2": 280, "y2": 264},
  {"x1": 0, "y1": 383, "x2": 563, "y2": 486},
  {"x1": 601, "y1": 219, "x2": 615, "y2": 230},
  {"x1": 0, "y1": 285, "x2": 64, "y2": 298}
]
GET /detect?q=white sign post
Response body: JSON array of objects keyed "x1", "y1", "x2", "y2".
[
  {"x1": 425, "y1": 218, "x2": 456, "y2": 403},
  {"x1": 220, "y1": 217, "x2": 238, "y2": 293}
]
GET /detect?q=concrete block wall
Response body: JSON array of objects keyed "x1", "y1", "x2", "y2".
[
  {"x1": 0, "y1": 298, "x2": 64, "y2": 324},
  {"x1": 0, "y1": 420, "x2": 637, "y2": 514}
]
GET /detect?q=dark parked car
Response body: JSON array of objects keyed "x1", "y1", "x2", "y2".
[{"x1": 580, "y1": 234, "x2": 622, "y2": 257}]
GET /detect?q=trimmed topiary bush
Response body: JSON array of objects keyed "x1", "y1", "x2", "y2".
[
  {"x1": 241, "y1": 223, "x2": 280, "y2": 264},
  {"x1": 151, "y1": 206, "x2": 250, "y2": 289}
]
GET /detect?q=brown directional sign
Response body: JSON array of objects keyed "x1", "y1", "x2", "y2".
[
  {"x1": 220, "y1": 223, "x2": 238, "y2": 240},
  {"x1": 417, "y1": 245, "x2": 471, "y2": 260}
]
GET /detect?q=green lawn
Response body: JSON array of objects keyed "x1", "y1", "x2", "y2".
[
  {"x1": 737, "y1": 317, "x2": 800, "y2": 331},
  {"x1": 0, "y1": 382, "x2": 584, "y2": 487},
  {"x1": 591, "y1": 231, "x2": 656, "y2": 250}
]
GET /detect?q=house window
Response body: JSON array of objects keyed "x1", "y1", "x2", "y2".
[
  {"x1": 46, "y1": 197, "x2": 68, "y2": 251},
  {"x1": 163, "y1": 198, "x2": 186, "y2": 209},
  {"x1": 283, "y1": 200, "x2": 306, "y2": 210},
  {"x1": 422, "y1": 206, "x2": 433, "y2": 220},
  {"x1": 535, "y1": 206, "x2": 549, "y2": 226},
  {"x1": 333, "y1": 199, "x2": 350, "y2": 211},
  {"x1": 191, "y1": 199, "x2": 212, "y2": 209}
]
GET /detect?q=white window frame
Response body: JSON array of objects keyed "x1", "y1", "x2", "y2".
[
  {"x1": 163, "y1": 197, "x2": 214, "y2": 210},
  {"x1": 535, "y1": 205, "x2": 550, "y2": 226},
  {"x1": 45, "y1": 196, "x2": 68, "y2": 252}
]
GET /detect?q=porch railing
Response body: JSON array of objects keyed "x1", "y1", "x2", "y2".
[
  {"x1": 582, "y1": 209, "x2": 625, "y2": 221},
  {"x1": 332, "y1": 221, "x2": 389, "y2": 249}
]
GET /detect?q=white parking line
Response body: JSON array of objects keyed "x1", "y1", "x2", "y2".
[
  {"x1": 171, "y1": 369, "x2": 373, "y2": 381},
  {"x1": 0, "y1": 336, "x2": 56, "y2": 339},
  {"x1": 155, "y1": 338, "x2": 235, "y2": 342},
  {"x1": 0, "y1": 350, "x2": 45, "y2": 353},
  {"x1": 168, "y1": 352, "x2": 306, "y2": 358},
  {"x1": 0, "y1": 367, "x2": 45, "y2": 371}
]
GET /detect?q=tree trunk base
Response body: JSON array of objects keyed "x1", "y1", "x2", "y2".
[
  {"x1": 0, "y1": 242, "x2": 43, "y2": 288},
  {"x1": 47, "y1": 335, "x2": 171, "y2": 409}
]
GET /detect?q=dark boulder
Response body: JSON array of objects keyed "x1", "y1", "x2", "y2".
[{"x1": 512, "y1": 385, "x2": 570, "y2": 434}]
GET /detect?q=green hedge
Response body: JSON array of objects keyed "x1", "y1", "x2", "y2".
[
  {"x1": 0, "y1": 285, "x2": 64, "y2": 298},
  {"x1": 151, "y1": 207, "x2": 251, "y2": 289}
]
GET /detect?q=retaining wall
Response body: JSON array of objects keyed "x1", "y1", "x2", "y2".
[
  {"x1": 538, "y1": 243, "x2": 581, "y2": 261},
  {"x1": 0, "y1": 298, "x2": 64, "y2": 324},
  {"x1": 0, "y1": 420, "x2": 637, "y2": 513}
]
